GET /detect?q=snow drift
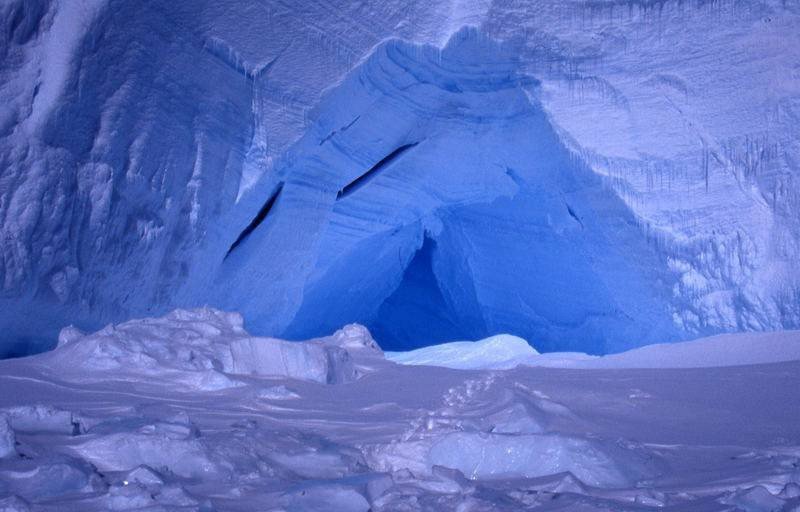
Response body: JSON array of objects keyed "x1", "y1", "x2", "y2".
[
  {"x1": 390, "y1": 329, "x2": 800, "y2": 370},
  {"x1": 386, "y1": 334, "x2": 539, "y2": 370}
]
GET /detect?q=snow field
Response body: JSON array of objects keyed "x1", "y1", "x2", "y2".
[{"x1": 2, "y1": 309, "x2": 798, "y2": 510}]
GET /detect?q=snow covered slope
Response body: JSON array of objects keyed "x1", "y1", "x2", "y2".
[
  {"x1": 1, "y1": 0, "x2": 799, "y2": 356},
  {"x1": 544, "y1": 329, "x2": 800, "y2": 369},
  {"x1": 389, "y1": 329, "x2": 800, "y2": 370},
  {"x1": 0, "y1": 310, "x2": 799, "y2": 510}
]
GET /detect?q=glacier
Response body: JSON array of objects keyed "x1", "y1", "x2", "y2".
[
  {"x1": 212, "y1": 28, "x2": 684, "y2": 354},
  {"x1": 2, "y1": 1, "x2": 800, "y2": 509},
  {"x1": 4, "y1": 1, "x2": 800, "y2": 510},
  {"x1": 2, "y1": 0, "x2": 800, "y2": 357}
]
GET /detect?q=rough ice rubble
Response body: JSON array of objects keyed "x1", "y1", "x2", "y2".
[
  {"x1": 367, "y1": 429, "x2": 648, "y2": 490},
  {"x1": 427, "y1": 433, "x2": 634, "y2": 487},
  {"x1": 0, "y1": 416, "x2": 14, "y2": 460},
  {"x1": 1, "y1": 309, "x2": 800, "y2": 510},
  {"x1": 361, "y1": 372, "x2": 655, "y2": 490},
  {"x1": 2, "y1": 405, "x2": 80, "y2": 436},
  {"x1": 68, "y1": 420, "x2": 213, "y2": 479},
  {"x1": 46, "y1": 308, "x2": 373, "y2": 386},
  {"x1": 722, "y1": 485, "x2": 787, "y2": 512}
]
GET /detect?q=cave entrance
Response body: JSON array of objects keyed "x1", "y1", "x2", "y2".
[{"x1": 366, "y1": 235, "x2": 485, "y2": 351}]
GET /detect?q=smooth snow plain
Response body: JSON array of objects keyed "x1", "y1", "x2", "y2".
[{"x1": 0, "y1": 309, "x2": 799, "y2": 511}]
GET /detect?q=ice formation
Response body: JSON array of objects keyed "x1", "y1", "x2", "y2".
[
  {"x1": 1, "y1": 0, "x2": 799, "y2": 356},
  {"x1": 42, "y1": 308, "x2": 371, "y2": 387},
  {"x1": 0, "y1": 310, "x2": 798, "y2": 511},
  {"x1": 0, "y1": 416, "x2": 14, "y2": 460},
  {"x1": 1, "y1": 1, "x2": 799, "y2": 508}
]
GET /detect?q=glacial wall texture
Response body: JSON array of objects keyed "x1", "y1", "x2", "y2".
[
  {"x1": 0, "y1": 0, "x2": 798, "y2": 355},
  {"x1": 212, "y1": 30, "x2": 682, "y2": 353}
]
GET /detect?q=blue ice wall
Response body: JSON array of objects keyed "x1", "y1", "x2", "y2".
[
  {"x1": 369, "y1": 236, "x2": 480, "y2": 351},
  {"x1": 0, "y1": 15, "x2": 685, "y2": 356},
  {"x1": 207, "y1": 29, "x2": 683, "y2": 354},
  {"x1": 0, "y1": 1, "x2": 253, "y2": 355},
  {"x1": 4, "y1": 0, "x2": 799, "y2": 358}
]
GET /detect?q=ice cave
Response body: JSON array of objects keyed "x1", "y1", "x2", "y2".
[{"x1": 1, "y1": 1, "x2": 799, "y2": 511}]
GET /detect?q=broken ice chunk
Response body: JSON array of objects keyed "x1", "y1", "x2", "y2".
[{"x1": 0, "y1": 414, "x2": 15, "y2": 459}]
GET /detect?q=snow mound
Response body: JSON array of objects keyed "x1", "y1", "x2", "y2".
[
  {"x1": 366, "y1": 420, "x2": 652, "y2": 489},
  {"x1": 386, "y1": 334, "x2": 538, "y2": 370},
  {"x1": 45, "y1": 308, "x2": 366, "y2": 386},
  {"x1": 362, "y1": 372, "x2": 655, "y2": 490}
]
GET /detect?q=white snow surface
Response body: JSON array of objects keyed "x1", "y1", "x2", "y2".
[
  {"x1": 0, "y1": 310, "x2": 799, "y2": 511},
  {"x1": 543, "y1": 330, "x2": 800, "y2": 369},
  {"x1": 386, "y1": 334, "x2": 538, "y2": 370},
  {"x1": 390, "y1": 330, "x2": 800, "y2": 370}
]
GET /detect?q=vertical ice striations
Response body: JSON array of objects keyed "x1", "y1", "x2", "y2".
[
  {"x1": 213, "y1": 29, "x2": 681, "y2": 353},
  {"x1": 0, "y1": 0, "x2": 495, "y2": 357},
  {"x1": 0, "y1": 1, "x2": 260, "y2": 356},
  {"x1": 479, "y1": 0, "x2": 800, "y2": 335}
]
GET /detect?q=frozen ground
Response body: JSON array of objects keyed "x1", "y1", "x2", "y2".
[{"x1": 0, "y1": 309, "x2": 799, "y2": 511}]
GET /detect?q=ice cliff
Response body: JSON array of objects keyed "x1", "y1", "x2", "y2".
[{"x1": 1, "y1": 0, "x2": 799, "y2": 356}]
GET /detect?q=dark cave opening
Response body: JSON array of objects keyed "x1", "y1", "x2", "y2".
[{"x1": 367, "y1": 236, "x2": 484, "y2": 351}]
